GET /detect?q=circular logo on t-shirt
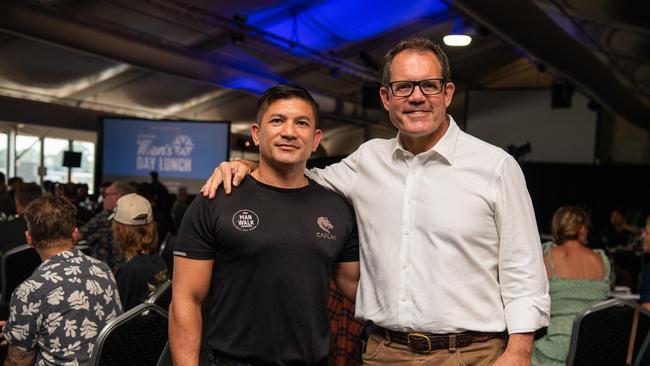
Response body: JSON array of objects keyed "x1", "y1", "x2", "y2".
[{"x1": 232, "y1": 209, "x2": 259, "y2": 231}]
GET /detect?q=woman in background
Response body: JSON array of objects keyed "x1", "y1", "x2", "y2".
[
  {"x1": 111, "y1": 193, "x2": 168, "y2": 311},
  {"x1": 532, "y1": 205, "x2": 610, "y2": 366}
]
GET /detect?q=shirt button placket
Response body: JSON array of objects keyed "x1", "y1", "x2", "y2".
[{"x1": 398, "y1": 163, "x2": 416, "y2": 327}]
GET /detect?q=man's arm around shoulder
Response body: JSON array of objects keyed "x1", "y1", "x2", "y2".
[{"x1": 169, "y1": 256, "x2": 214, "y2": 366}]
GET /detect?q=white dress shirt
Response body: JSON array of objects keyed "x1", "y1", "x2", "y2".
[{"x1": 307, "y1": 116, "x2": 550, "y2": 334}]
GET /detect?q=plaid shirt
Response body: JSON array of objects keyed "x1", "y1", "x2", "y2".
[
  {"x1": 328, "y1": 281, "x2": 364, "y2": 366},
  {"x1": 79, "y1": 210, "x2": 124, "y2": 272}
]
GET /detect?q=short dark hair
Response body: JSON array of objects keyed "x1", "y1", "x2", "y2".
[
  {"x1": 61, "y1": 182, "x2": 78, "y2": 201},
  {"x1": 24, "y1": 196, "x2": 76, "y2": 249},
  {"x1": 16, "y1": 183, "x2": 42, "y2": 207},
  {"x1": 256, "y1": 84, "x2": 319, "y2": 127},
  {"x1": 111, "y1": 181, "x2": 135, "y2": 197},
  {"x1": 382, "y1": 37, "x2": 451, "y2": 85},
  {"x1": 8, "y1": 177, "x2": 23, "y2": 186}
]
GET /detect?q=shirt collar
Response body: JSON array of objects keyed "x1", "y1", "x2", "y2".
[
  {"x1": 391, "y1": 115, "x2": 460, "y2": 165},
  {"x1": 40, "y1": 248, "x2": 83, "y2": 267}
]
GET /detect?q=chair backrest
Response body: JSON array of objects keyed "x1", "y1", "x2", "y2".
[
  {"x1": 160, "y1": 234, "x2": 176, "y2": 279},
  {"x1": 634, "y1": 325, "x2": 650, "y2": 366},
  {"x1": 76, "y1": 243, "x2": 92, "y2": 255},
  {"x1": 146, "y1": 279, "x2": 172, "y2": 312},
  {"x1": 0, "y1": 244, "x2": 41, "y2": 305},
  {"x1": 90, "y1": 303, "x2": 168, "y2": 366},
  {"x1": 567, "y1": 298, "x2": 650, "y2": 366},
  {"x1": 158, "y1": 232, "x2": 171, "y2": 256},
  {"x1": 155, "y1": 342, "x2": 172, "y2": 366}
]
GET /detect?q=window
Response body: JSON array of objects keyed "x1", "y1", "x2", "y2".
[
  {"x1": 71, "y1": 141, "x2": 95, "y2": 193},
  {"x1": 15, "y1": 135, "x2": 41, "y2": 184},
  {"x1": 43, "y1": 138, "x2": 70, "y2": 184},
  {"x1": 0, "y1": 133, "x2": 7, "y2": 176}
]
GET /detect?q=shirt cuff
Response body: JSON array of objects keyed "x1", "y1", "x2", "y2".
[{"x1": 504, "y1": 295, "x2": 551, "y2": 334}]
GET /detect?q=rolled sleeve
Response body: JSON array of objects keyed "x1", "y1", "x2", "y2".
[{"x1": 495, "y1": 157, "x2": 550, "y2": 333}]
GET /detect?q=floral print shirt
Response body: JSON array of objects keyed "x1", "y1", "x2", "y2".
[{"x1": 3, "y1": 248, "x2": 123, "y2": 366}]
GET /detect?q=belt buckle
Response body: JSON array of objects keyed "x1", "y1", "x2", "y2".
[{"x1": 406, "y1": 332, "x2": 432, "y2": 354}]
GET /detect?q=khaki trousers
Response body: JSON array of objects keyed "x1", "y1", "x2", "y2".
[{"x1": 362, "y1": 333, "x2": 505, "y2": 366}]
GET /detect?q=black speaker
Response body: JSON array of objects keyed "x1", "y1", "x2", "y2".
[
  {"x1": 62, "y1": 151, "x2": 82, "y2": 168},
  {"x1": 551, "y1": 81, "x2": 574, "y2": 109},
  {"x1": 362, "y1": 82, "x2": 383, "y2": 110}
]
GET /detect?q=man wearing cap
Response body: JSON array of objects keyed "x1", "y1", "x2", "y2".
[
  {"x1": 170, "y1": 84, "x2": 360, "y2": 366},
  {"x1": 80, "y1": 181, "x2": 134, "y2": 272},
  {"x1": 0, "y1": 196, "x2": 122, "y2": 366},
  {"x1": 110, "y1": 193, "x2": 168, "y2": 311}
]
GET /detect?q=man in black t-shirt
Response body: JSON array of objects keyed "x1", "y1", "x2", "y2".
[{"x1": 170, "y1": 85, "x2": 360, "y2": 366}]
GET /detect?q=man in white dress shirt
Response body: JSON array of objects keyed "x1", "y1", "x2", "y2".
[{"x1": 202, "y1": 37, "x2": 550, "y2": 366}]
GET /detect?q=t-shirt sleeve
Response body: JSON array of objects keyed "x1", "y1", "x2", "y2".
[
  {"x1": 3, "y1": 280, "x2": 42, "y2": 351},
  {"x1": 174, "y1": 195, "x2": 218, "y2": 260},
  {"x1": 336, "y1": 210, "x2": 359, "y2": 263}
]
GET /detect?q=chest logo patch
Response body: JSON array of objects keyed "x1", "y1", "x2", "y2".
[
  {"x1": 316, "y1": 216, "x2": 336, "y2": 240},
  {"x1": 232, "y1": 209, "x2": 259, "y2": 231}
]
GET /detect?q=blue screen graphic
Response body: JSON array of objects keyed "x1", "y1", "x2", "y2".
[{"x1": 101, "y1": 118, "x2": 229, "y2": 191}]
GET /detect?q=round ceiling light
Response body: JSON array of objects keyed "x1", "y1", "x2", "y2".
[{"x1": 443, "y1": 34, "x2": 472, "y2": 47}]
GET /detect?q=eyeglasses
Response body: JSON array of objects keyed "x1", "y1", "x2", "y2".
[{"x1": 388, "y1": 78, "x2": 447, "y2": 97}]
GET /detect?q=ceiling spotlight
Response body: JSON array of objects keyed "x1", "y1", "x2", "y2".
[{"x1": 443, "y1": 17, "x2": 472, "y2": 47}]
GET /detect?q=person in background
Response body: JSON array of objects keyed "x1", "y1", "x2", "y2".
[
  {"x1": 640, "y1": 216, "x2": 650, "y2": 311},
  {"x1": 0, "y1": 172, "x2": 13, "y2": 219},
  {"x1": 80, "y1": 181, "x2": 134, "y2": 271},
  {"x1": 0, "y1": 182, "x2": 43, "y2": 254},
  {"x1": 601, "y1": 208, "x2": 640, "y2": 248},
  {"x1": 6, "y1": 177, "x2": 23, "y2": 213},
  {"x1": 150, "y1": 171, "x2": 171, "y2": 213},
  {"x1": 172, "y1": 186, "x2": 190, "y2": 230},
  {"x1": 58, "y1": 182, "x2": 94, "y2": 226},
  {"x1": 137, "y1": 182, "x2": 174, "y2": 247},
  {"x1": 532, "y1": 205, "x2": 610, "y2": 366},
  {"x1": 0, "y1": 196, "x2": 122, "y2": 366},
  {"x1": 111, "y1": 193, "x2": 168, "y2": 311},
  {"x1": 328, "y1": 281, "x2": 365, "y2": 366}
]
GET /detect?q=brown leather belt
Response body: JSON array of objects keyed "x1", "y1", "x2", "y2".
[{"x1": 373, "y1": 325, "x2": 503, "y2": 354}]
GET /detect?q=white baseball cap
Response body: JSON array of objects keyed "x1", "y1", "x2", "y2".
[{"x1": 109, "y1": 193, "x2": 153, "y2": 225}]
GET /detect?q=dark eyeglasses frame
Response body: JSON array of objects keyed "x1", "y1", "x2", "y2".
[{"x1": 388, "y1": 78, "x2": 447, "y2": 97}]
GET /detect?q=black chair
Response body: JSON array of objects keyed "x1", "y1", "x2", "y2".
[
  {"x1": 90, "y1": 303, "x2": 168, "y2": 366},
  {"x1": 146, "y1": 279, "x2": 172, "y2": 313},
  {"x1": 160, "y1": 233, "x2": 176, "y2": 278},
  {"x1": 634, "y1": 329, "x2": 650, "y2": 366},
  {"x1": 0, "y1": 244, "x2": 41, "y2": 306},
  {"x1": 76, "y1": 243, "x2": 92, "y2": 255},
  {"x1": 567, "y1": 298, "x2": 650, "y2": 366},
  {"x1": 158, "y1": 233, "x2": 171, "y2": 256},
  {"x1": 155, "y1": 342, "x2": 172, "y2": 366}
]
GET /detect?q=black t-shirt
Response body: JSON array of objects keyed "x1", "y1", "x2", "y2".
[
  {"x1": 116, "y1": 252, "x2": 168, "y2": 311},
  {"x1": 175, "y1": 176, "x2": 359, "y2": 366}
]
